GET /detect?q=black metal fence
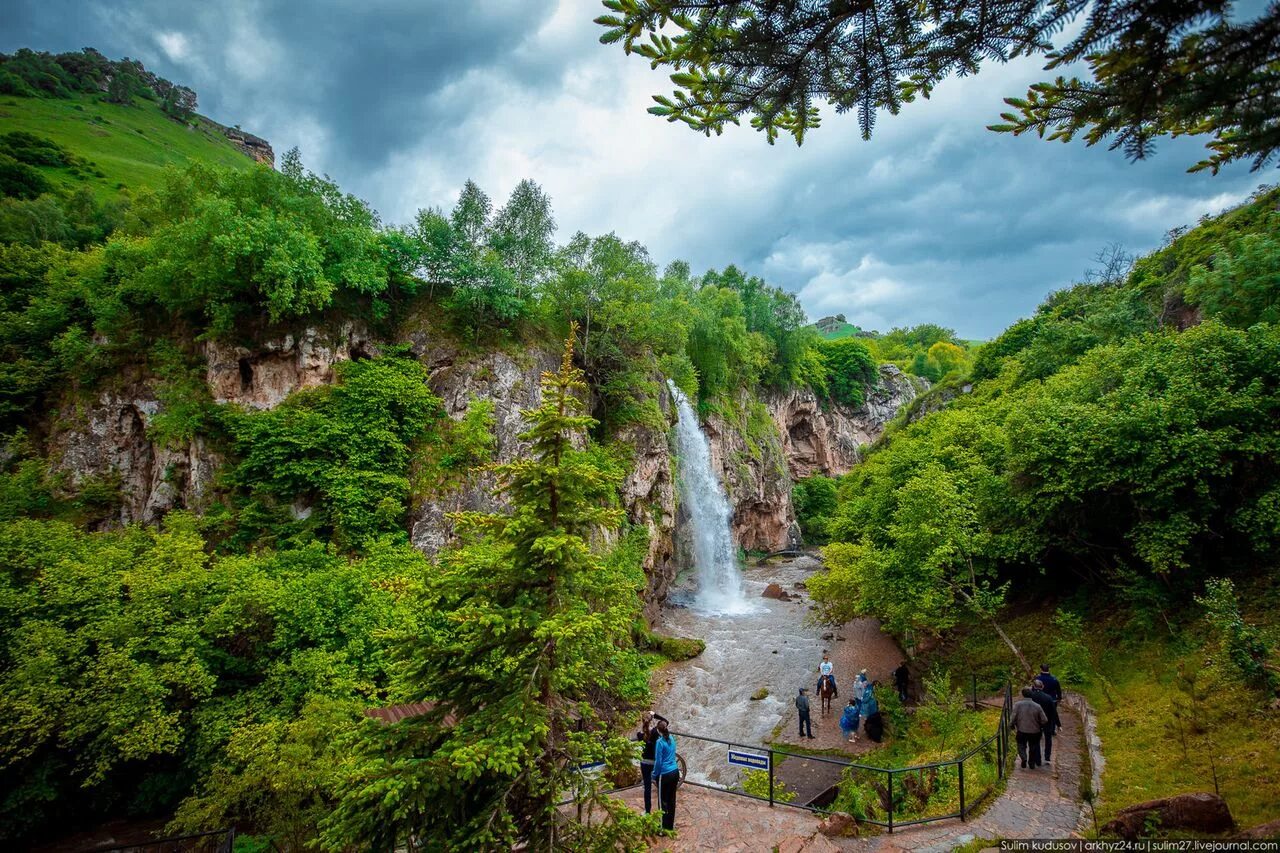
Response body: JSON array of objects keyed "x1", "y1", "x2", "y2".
[
  {"x1": 668, "y1": 681, "x2": 1014, "y2": 833},
  {"x1": 90, "y1": 828, "x2": 236, "y2": 853}
]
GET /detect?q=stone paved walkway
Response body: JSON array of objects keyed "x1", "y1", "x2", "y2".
[
  {"x1": 775, "y1": 618, "x2": 905, "y2": 759},
  {"x1": 837, "y1": 697, "x2": 1086, "y2": 852},
  {"x1": 617, "y1": 696, "x2": 1089, "y2": 852},
  {"x1": 616, "y1": 784, "x2": 839, "y2": 852}
]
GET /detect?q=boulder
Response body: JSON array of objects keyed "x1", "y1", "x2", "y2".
[
  {"x1": 1102, "y1": 793, "x2": 1234, "y2": 839},
  {"x1": 818, "y1": 812, "x2": 858, "y2": 837},
  {"x1": 1235, "y1": 818, "x2": 1280, "y2": 840},
  {"x1": 762, "y1": 583, "x2": 789, "y2": 600}
]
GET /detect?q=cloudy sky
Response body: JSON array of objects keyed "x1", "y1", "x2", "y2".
[{"x1": 3, "y1": 0, "x2": 1271, "y2": 339}]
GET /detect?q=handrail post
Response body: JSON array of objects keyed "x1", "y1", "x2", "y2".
[
  {"x1": 997, "y1": 722, "x2": 1004, "y2": 779},
  {"x1": 887, "y1": 770, "x2": 894, "y2": 833},
  {"x1": 768, "y1": 748, "x2": 775, "y2": 808},
  {"x1": 972, "y1": 673, "x2": 978, "y2": 709},
  {"x1": 959, "y1": 757, "x2": 966, "y2": 820}
]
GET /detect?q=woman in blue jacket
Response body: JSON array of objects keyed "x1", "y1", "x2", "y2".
[
  {"x1": 653, "y1": 717, "x2": 680, "y2": 832},
  {"x1": 839, "y1": 697, "x2": 861, "y2": 742}
]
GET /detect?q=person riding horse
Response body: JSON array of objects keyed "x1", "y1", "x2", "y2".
[{"x1": 816, "y1": 652, "x2": 838, "y2": 698}]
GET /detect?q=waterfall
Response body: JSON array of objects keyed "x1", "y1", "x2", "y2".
[{"x1": 667, "y1": 381, "x2": 754, "y2": 614}]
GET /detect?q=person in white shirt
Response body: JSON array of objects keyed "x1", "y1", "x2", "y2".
[{"x1": 816, "y1": 651, "x2": 838, "y2": 696}]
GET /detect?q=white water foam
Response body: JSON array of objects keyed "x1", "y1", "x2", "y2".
[{"x1": 667, "y1": 381, "x2": 755, "y2": 615}]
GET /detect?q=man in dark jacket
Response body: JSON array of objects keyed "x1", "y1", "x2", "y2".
[
  {"x1": 795, "y1": 688, "x2": 815, "y2": 738},
  {"x1": 893, "y1": 662, "x2": 910, "y2": 702},
  {"x1": 1011, "y1": 688, "x2": 1048, "y2": 769},
  {"x1": 1029, "y1": 679, "x2": 1062, "y2": 763},
  {"x1": 1037, "y1": 664, "x2": 1062, "y2": 703}
]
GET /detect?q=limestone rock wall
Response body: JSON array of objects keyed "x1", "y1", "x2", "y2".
[
  {"x1": 699, "y1": 364, "x2": 924, "y2": 550},
  {"x1": 36, "y1": 310, "x2": 918, "y2": 611},
  {"x1": 46, "y1": 389, "x2": 221, "y2": 526}
]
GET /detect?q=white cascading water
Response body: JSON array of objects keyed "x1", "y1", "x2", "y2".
[{"x1": 667, "y1": 380, "x2": 754, "y2": 614}]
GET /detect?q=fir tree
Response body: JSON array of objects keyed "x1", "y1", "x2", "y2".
[
  {"x1": 321, "y1": 329, "x2": 652, "y2": 851},
  {"x1": 595, "y1": 0, "x2": 1280, "y2": 172}
]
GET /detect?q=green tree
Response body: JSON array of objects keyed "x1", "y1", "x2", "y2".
[
  {"x1": 451, "y1": 179, "x2": 492, "y2": 248},
  {"x1": 820, "y1": 337, "x2": 877, "y2": 406},
  {"x1": 223, "y1": 352, "x2": 443, "y2": 550},
  {"x1": 98, "y1": 152, "x2": 388, "y2": 335},
  {"x1": 490, "y1": 179, "x2": 557, "y2": 296},
  {"x1": 321, "y1": 333, "x2": 652, "y2": 851},
  {"x1": 792, "y1": 475, "x2": 838, "y2": 544},
  {"x1": 595, "y1": 1, "x2": 1280, "y2": 172},
  {"x1": 1187, "y1": 223, "x2": 1280, "y2": 328}
]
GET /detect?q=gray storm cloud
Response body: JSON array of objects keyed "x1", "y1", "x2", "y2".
[{"x1": 1, "y1": 0, "x2": 1267, "y2": 338}]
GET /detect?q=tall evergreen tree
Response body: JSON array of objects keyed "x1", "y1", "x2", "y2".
[
  {"x1": 595, "y1": 0, "x2": 1280, "y2": 172},
  {"x1": 321, "y1": 331, "x2": 652, "y2": 851}
]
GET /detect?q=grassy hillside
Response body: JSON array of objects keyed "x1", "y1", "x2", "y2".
[
  {"x1": 813, "y1": 316, "x2": 864, "y2": 339},
  {"x1": 931, "y1": 585, "x2": 1280, "y2": 833},
  {"x1": 0, "y1": 92, "x2": 253, "y2": 198}
]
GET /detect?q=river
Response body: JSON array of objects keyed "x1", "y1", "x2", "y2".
[{"x1": 652, "y1": 554, "x2": 830, "y2": 786}]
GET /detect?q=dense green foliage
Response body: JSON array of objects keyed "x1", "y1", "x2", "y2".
[
  {"x1": 595, "y1": 2, "x2": 1280, "y2": 172},
  {"x1": 320, "y1": 338, "x2": 653, "y2": 851},
  {"x1": 792, "y1": 475, "x2": 837, "y2": 544},
  {"x1": 0, "y1": 48, "x2": 196, "y2": 117},
  {"x1": 0, "y1": 515, "x2": 425, "y2": 841},
  {"x1": 221, "y1": 352, "x2": 443, "y2": 550},
  {"x1": 819, "y1": 337, "x2": 877, "y2": 405},
  {"x1": 813, "y1": 186, "x2": 1280, "y2": 649}
]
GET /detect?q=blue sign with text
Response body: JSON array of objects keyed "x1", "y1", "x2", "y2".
[{"x1": 727, "y1": 749, "x2": 770, "y2": 771}]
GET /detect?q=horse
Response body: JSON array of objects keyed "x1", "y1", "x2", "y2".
[{"x1": 817, "y1": 675, "x2": 837, "y2": 714}]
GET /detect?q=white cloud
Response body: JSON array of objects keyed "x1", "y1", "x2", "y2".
[{"x1": 154, "y1": 30, "x2": 189, "y2": 62}]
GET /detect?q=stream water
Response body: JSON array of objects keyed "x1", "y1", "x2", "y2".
[
  {"x1": 659, "y1": 382, "x2": 831, "y2": 787},
  {"x1": 657, "y1": 556, "x2": 827, "y2": 787}
]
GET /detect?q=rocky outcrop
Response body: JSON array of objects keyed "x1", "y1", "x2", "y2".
[
  {"x1": 46, "y1": 390, "x2": 220, "y2": 525},
  {"x1": 700, "y1": 365, "x2": 922, "y2": 550},
  {"x1": 224, "y1": 128, "x2": 275, "y2": 167},
  {"x1": 768, "y1": 364, "x2": 923, "y2": 479},
  {"x1": 402, "y1": 332, "x2": 680, "y2": 612},
  {"x1": 204, "y1": 321, "x2": 376, "y2": 409},
  {"x1": 616, "y1": 414, "x2": 678, "y2": 622},
  {"x1": 1103, "y1": 793, "x2": 1235, "y2": 839},
  {"x1": 403, "y1": 335, "x2": 559, "y2": 558},
  {"x1": 703, "y1": 399, "x2": 795, "y2": 552}
]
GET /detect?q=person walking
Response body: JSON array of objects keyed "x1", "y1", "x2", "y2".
[
  {"x1": 839, "y1": 697, "x2": 861, "y2": 742},
  {"x1": 634, "y1": 710, "x2": 667, "y2": 813},
  {"x1": 795, "y1": 688, "x2": 815, "y2": 739},
  {"x1": 1011, "y1": 688, "x2": 1049, "y2": 769},
  {"x1": 654, "y1": 717, "x2": 680, "y2": 832},
  {"x1": 893, "y1": 661, "x2": 910, "y2": 703},
  {"x1": 1029, "y1": 679, "x2": 1062, "y2": 763},
  {"x1": 1037, "y1": 664, "x2": 1063, "y2": 703}
]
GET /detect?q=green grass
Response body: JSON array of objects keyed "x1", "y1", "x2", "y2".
[
  {"x1": 830, "y1": 701, "x2": 1005, "y2": 824},
  {"x1": 812, "y1": 318, "x2": 864, "y2": 340},
  {"x1": 0, "y1": 93, "x2": 254, "y2": 199},
  {"x1": 926, "y1": 585, "x2": 1280, "y2": 833}
]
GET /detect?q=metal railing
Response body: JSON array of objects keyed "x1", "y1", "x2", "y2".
[
  {"x1": 668, "y1": 681, "x2": 1014, "y2": 833},
  {"x1": 90, "y1": 828, "x2": 236, "y2": 853}
]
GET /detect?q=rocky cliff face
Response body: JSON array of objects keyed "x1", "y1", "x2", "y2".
[
  {"x1": 770, "y1": 364, "x2": 923, "y2": 478},
  {"x1": 47, "y1": 388, "x2": 221, "y2": 526},
  {"x1": 38, "y1": 317, "x2": 916, "y2": 610},
  {"x1": 700, "y1": 364, "x2": 923, "y2": 550}
]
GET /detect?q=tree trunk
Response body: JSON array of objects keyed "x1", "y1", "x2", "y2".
[{"x1": 954, "y1": 586, "x2": 1032, "y2": 680}]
